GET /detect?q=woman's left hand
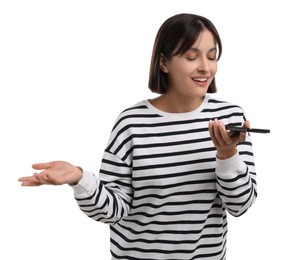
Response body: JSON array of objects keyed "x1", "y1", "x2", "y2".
[{"x1": 208, "y1": 119, "x2": 250, "y2": 159}]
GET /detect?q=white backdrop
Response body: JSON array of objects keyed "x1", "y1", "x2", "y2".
[{"x1": 1, "y1": 0, "x2": 292, "y2": 259}]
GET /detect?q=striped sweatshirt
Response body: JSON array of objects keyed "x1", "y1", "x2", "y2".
[{"x1": 72, "y1": 94, "x2": 257, "y2": 260}]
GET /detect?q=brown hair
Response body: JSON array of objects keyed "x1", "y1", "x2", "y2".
[{"x1": 148, "y1": 13, "x2": 222, "y2": 94}]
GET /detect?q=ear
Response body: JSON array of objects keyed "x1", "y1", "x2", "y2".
[{"x1": 160, "y1": 53, "x2": 169, "y2": 73}]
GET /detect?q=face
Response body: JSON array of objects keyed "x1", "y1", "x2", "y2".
[{"x1": 161, "y1": 28, "x2": 218, "y2": 99}]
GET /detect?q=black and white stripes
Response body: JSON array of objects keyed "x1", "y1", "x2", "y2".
[{"x1": 73, "y1": 95, "x2": 257, "y2": 260}]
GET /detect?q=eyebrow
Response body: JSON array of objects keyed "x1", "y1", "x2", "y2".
[{"x1": 188, "y1": 47, "x2": 217, "y2": 53}]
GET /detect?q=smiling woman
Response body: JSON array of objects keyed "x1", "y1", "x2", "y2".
[
  {"x1": 149, "y1": 13, "x2": 222, "y2": 95},
  {"x1": 150, "y1": 29, "x2": 218, "y2": 113},
  {"x1": 18, "y1": 13, "x2": 257, "y2": 260}
]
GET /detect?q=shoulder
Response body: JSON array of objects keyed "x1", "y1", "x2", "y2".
[
  {"x1": 106, "y1": 100, "x2": 160, "y2": 161},
  {"x1": 205, "y1": 95, "x2": 245, "y2": 113},
  {"x1": 203, "y1": 95, "x2": 247, "y2": 123},
  {"x1": 120, "y1": 100, "x2": 150, "y2": 115},
  {"x1": 111, "y1": 100, "x2": 160, "y2": 132}
]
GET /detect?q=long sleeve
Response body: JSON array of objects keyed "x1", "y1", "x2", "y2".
[
  {"x1": 72, "y1": 151, "x2": 133, "y2": 225},
  {"x1": 68, "y1": 98, "x2": 259, "y2": 259},
  {"x1": 215, "y1": 134, "x2": 257, "y2": 217}
]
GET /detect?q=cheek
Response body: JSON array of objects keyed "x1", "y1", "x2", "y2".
[
  {"x1": 211, "y1": 62, "x2": 218, "y2": 76},
  {"x1": 168, "y1": 64, "x2": 189, "y2": 80}
]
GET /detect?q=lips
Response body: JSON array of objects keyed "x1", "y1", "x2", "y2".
[{"x1": 192, "y1": 77, "x2": 209, "y2": 86}]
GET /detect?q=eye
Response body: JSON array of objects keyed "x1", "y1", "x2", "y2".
[
  {"x1": 186, "y1": 56, "x2": 197, "y2": 61},
  {"x1": 207, "y1": 50, "x2": 217, "y2": 61},
  {"x1": 207, "y1": 56, "x2": 216, "y2": 61}
]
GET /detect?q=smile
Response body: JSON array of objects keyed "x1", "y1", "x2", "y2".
[{"x1": 192, "y1": 77, "x2": 208, "y2": 82}]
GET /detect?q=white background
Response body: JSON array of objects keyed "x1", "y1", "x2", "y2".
[{"x1": 1, "y1": 0, "x2": 292, "y2": 259}]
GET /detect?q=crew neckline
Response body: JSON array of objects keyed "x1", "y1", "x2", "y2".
[{"x1": 145, "y1": 95, "x2": 210, "y2": 118}]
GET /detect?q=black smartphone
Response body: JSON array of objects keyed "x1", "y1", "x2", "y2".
[{"x1": 225, "y1": 126, "x2": 270, "y2": 136}]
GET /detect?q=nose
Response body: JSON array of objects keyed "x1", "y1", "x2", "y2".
[{"x1": 197, "y1": 57, "x2": 210, "y2": 73}]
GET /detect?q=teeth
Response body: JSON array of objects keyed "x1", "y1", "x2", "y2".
[{"x1": 193, "y1": 78, "x2": 207, "y2": 82}]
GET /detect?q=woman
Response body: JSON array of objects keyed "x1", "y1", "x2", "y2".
[{"x1": 19, "y1": 13, "x2": 257, "y2": 260}]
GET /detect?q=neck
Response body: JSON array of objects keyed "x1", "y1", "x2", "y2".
[{"x1": 150, "y1": 93, "x2": 205, "y2": 113}]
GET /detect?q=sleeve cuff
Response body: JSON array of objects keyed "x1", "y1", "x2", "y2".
[
  {"x1": 71, "y1": 170, "x2": 99, "y2": 198},
  {"x1": 216, "y1": 152, "x2": 246, "y2": 176}
]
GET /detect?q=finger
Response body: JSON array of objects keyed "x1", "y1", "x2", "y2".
[
  {"x1": 208, "y1": 120, "x2": 214, "y2": 137},
  {"x1": 32, "y1": 162, "x2": 53, "y2": 170},
  {"x1": 33, "y1": 172, "x2": 50, "y2": 185},
  {"x1": 208, "y1": 120, "x2": 219, "y2": 146},
  {"x1": 238, "y1": 130, "x2": 247, "y2": 142},
  {"x1": 18, "y1": 175, "x2": 42, "y2": 186},
  {"x1": 213, "y1": 119, "x2": 227, "y2": 146},
  {"x1": 217, "y1": 120, "x2": 232, "y2": 144},
  {"x1": 20, "y1": 180, "x2": 42, "y2": 186},
  {"x1": 18, "y1": 176, "x2": 34, "y2": 182}
]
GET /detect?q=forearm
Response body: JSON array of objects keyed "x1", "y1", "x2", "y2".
[
  {"x1": 216, "y1": 152, "x2": 257, "y2": 216},
  {"x1": 72, "y1": 170, "x2": 131, "y2": 224}
]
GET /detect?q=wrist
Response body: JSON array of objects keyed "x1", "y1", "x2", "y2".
[
  {"x1": 216, "y1": 147, "x2": 237, "y2": 160},
  {"x1": 69, "y1": 166, "x2": 83, "y2": 186}
]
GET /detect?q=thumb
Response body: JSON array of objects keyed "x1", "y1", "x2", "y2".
[
  {"x1": 32, "y1": 162, "x2": 53, "y2": 170},
  {"x1": 243, "y1": 120, "x2": 250, "y2": 129},
  {"x1": 239, "y1": 120, "x2": 250, "y2": 141}
]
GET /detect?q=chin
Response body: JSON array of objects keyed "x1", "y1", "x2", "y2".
[{"x1": 190, "y1": 89, "x2": 208, "y2": 98}]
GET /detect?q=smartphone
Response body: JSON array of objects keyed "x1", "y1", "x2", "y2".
[{"x1": 226, "y1": 126, "x2": 270, "y2": 136}]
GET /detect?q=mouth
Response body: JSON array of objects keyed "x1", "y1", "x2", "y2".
[{"x1": 191, "y1": 77, "x2": 209, "y2": 86}]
